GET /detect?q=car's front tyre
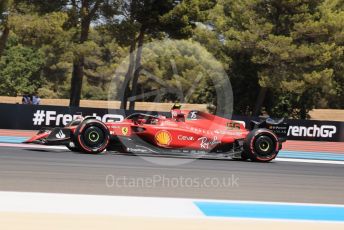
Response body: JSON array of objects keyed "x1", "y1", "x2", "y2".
[{"x1": 74, "y1": 119, "x2": 110, "y2": 154}]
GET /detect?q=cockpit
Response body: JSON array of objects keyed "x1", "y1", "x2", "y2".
[{"x1": 126, "y1": 113, "x2": 161, "y2": 125}]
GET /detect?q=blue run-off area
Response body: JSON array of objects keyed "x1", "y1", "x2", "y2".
[
  {"x1": 0, "y1": 136, "x2": 28, "y2": 143},
  {"x1": 279, "y1": 150, "x2": 344, "y2": 161},
  {"x1": 1, "y1": 136, "x2": 344, "y2": 161},
  {"x1": 195, "y1": 201, "x2": 344, "y2": 222}
]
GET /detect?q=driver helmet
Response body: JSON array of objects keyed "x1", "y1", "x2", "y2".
[{"x1": 171, "y1": 103, "x2": 184, "y2": 121}]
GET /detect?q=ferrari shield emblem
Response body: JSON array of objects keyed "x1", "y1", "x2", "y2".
[{"x1": 121, "y1": 127, "x2": 129, "y2": 136}]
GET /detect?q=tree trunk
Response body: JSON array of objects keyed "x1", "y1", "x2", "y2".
[
  {"x1": 253, "y1": 87, "x2": 268, "y2": 116},
  {"x1": 129, "y1": 27, "x2": 145, "y2": 110},
  {"x1": 0, "y1": 25, "x2": 10, "y2": 58},
  {"x1": 69, "y1": 14, "x2": 90, "y2": 107},
  {"x1": 69, "y1": 59, "x2": 85, "y2": 107},
  {"x1": 120, "y1": 37, "x2": 137, "y2": 110},
  {"x1": 299, "y1": 105, "x2": 307, "y2": 119}
]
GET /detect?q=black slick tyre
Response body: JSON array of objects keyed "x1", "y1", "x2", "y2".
[
  {"x1": 243, "y1": 129, "x2": 279, "y2": 162},
  {"x1": 74, "y1": 119, "x2": 110, "y2": 154}
]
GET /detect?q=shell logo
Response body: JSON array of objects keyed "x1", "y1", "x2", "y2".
[{"x1": 155, "y1": 130, "x2": 172, "y2": 146}]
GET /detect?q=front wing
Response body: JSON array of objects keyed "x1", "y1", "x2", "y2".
[{"x1": 24, "y1": 128, "x2": 72, "y2": 145}]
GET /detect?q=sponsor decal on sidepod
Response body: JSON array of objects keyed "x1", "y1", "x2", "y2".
[
  {"x1": 155, "y1": 130, "x2": 172, "y2": 146},
  {"x1": 55, "y1": 130, "x2": 66, "y2": 139},
  {"x1": 198, "y1": 136, "x2": 221, "y2": 149},
  {"x1": 178, "y1": 135, "x2": 194, "y2": 141}
]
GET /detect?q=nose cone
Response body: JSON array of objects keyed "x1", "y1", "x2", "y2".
[{"x1": 23, "y1": 131, "x2": 51, "y2": 144}]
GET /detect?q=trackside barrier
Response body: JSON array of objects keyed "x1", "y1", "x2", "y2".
[
  {"x1": 232, "y1": 115, "x2": 344, "y2": 142},
  {"x1": 0, "y1": 103, "x2": 343, "y2": 142}
]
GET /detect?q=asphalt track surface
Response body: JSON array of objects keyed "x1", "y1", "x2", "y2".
[{"x1": 0, "y1": 145, "x2": 343, "y2": 205}]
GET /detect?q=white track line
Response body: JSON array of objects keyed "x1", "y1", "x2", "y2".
[
  {"x1": 0, "y1": 191, "x2": 202, "y2": 218},
  {"x1": 0, "y1": 143, "x2": 67, "y2": 150},
  {"x1": 275, "y1": 158, "x2": 344, "y2": 165},
  {"x1": 0, "y1": 191, "x2": 343, "y2": 221}
]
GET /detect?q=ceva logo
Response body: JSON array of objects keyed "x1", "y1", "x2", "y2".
[{"x1": 288, "y1": 125, "x2": 337, "y2": 138}]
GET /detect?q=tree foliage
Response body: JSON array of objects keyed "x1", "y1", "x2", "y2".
[
  {"x1": 0, "y1": 0, "x2": 343, "y2": 118},
  {"x1": 0, "y1": 42, "x2": 44, "y2": 96},
  {"x1": 206, "y1": 0, "x2": 344, "y2": 118}
]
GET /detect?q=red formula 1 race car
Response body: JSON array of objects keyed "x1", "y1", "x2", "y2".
[{"x1": 24, "y1": 108, "x2": 289, "y2": 162}]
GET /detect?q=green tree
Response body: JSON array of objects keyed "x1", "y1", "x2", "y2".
[
  {"x1": 4, "y1": 1, "x2": 123, "y2": 101},
  {"x1": 0, "y1": 43, "x2": 44, "y2": 96},
  {"x1": 0, "y1": 0, "x2": 12, "y2": 57},
  {"x1": 113, "y1": 0, "x2": 177, "y2": 110},
  {"x1": 9, "y1": 10, "x2": 73, "y2": 98},
  {"x1": 115, "y1": 0, "x2": 216, "y2": 110},
  {"x1": 81, "y1": 28, "x2": 126, "y2": 100},
  {"x1": 111, "y1": 40, "x2": 229, "y2": 110},
  {"x1": 209, "y1": 0, "x2": 342, "y2": 118},
  {"x1": 67, "y1": 0, "x2": 120, "y2": 107},
  {"x1": 320, "y1": 0, "x2": 344, "y2": 110}
]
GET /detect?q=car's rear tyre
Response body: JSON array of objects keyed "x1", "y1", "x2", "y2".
[
  {"x1": 243, "y1": 129, "x2": 279, "y2": 162},
  {"x1": 74, "y1": 119, "x2": 110, "y2": 154}
]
